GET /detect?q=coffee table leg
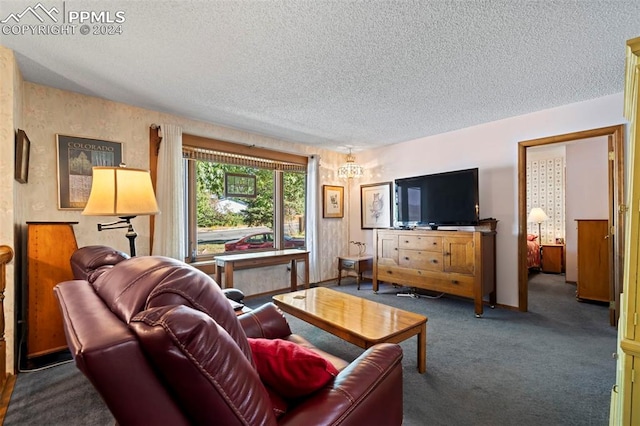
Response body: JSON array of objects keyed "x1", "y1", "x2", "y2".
[{"x1": 418, "y1": 323, "x2": 426, "y2": 373}]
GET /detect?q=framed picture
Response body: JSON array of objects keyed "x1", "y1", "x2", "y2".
[
  {"x1": 225, "y1": 173, "x2": 257, "y2": 198},
  {"x1": 361, "y1": 182, "x2": 393, "y2": 229},
  {"x1": 323, "y1": 185, "x2": 344, "y2": 218},
  {"x1": 15, "y1": 129, "x2": 31, "y2": 183},
  {"x1": 56, "y1": 135, "x2": 123, "y2": 210}
]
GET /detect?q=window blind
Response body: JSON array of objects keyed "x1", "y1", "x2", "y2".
[{"x1": 182, "y1": 146, "x2": 306, "y2": 172}]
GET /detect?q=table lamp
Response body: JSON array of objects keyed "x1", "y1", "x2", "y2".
[
  {"x1": 527, "y1": 207, "x2": 548, "y2": 240},
  {"x1": 82, "y1": 165, "x2": 159, "y2": 256}
]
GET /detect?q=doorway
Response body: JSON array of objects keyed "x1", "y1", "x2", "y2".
[{"x1": 518, "y1": 125, "x2": 625, "y2": 324}]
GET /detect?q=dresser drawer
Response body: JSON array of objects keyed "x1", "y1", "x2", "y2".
[
  {"x1": 398, "y1": 249, "x2": 443, "y2": 271},
  {"x1": 340, "y1": 259, "x2": 356, "y2": 269},
  {"x1": 399, "y1": 235, "x2": 442, "y2": 251},
  {"x1": 376, "y1": 265, "x2": 474, "y2": 297},
  {"x1": 423, "y1": 274, "x2": 474, "y2": 298}
]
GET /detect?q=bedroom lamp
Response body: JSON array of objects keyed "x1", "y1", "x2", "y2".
[
  {"x1": 82, "y1": 165, "x2": 159, "y2": 257},
  {"x1": 337, "y1": 149, "x2": 364, "y2": 179},
  {"x1": 527, "y1": 207, "x2": 549, "y2": 240}
]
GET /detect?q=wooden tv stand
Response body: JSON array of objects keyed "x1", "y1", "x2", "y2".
[{"x1": 373, "y1": 228, "x2": 496, "y2": 317}]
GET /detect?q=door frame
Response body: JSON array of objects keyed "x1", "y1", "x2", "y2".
[{"x1": 517, "y1": 124, "x2": 625, "y2": 323}]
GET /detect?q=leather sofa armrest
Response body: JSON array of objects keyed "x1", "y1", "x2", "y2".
[
  {"x1": 237, "y1": 302, "x2": 292, "y2": 339},
  {"x1": 54, "y1": 279, "x2": 190, "y2": 426},
  {"x1": 280, "y1": 343, "x2": 404, "y2": 426}
]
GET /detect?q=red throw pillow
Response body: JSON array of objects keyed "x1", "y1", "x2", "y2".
[
  {"x1": 248, "y1": 338, "x2": 339, "y2": 399},
  {"x1": 527, "y1": 234, "x2": 538, "y2": 241}
]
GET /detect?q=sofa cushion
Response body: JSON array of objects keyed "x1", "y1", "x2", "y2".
[
  {"x1": 248, "y1": 337, "x2": 339, "y2": 399},
  {"x1": 264, "y1": 385, "x2": 288, "y2": 418},
  {"x1": 70, "y1": 245, "x2": 129, "y2": 282},
  {"x1": 92, "y1": 256, "x2": 254, "y2": 366},
  {"x1": 130, "y1": 305, "x2": 277, "y2": 426}
]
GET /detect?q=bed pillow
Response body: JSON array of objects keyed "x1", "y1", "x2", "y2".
[
  {"x1": 248, "y1": 338, "x2": 339, "y2": 399},
  {"x1": 527, "y1": 234, "x2": 538, "y2": 241}
]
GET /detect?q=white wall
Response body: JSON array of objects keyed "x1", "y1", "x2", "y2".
[
  {"x1": 565, "y1": 137, "x2": 609, "y2": 282},
  {"x1": 351, "y1": 93, "x2": 626, "y2": 309}
]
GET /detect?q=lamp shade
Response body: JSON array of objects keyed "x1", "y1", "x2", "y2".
[
  {"x1": 527, "y1": 207, "x2": 548, "y2": 224},
  {"x1": 82, "y1": 166, "x2": 159, "y2": 216}
]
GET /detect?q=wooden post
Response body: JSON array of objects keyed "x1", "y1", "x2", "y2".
[{"x1": 0, "y1": 246, "x2": 14, "y2": 394}]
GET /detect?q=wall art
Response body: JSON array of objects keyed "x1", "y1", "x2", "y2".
[{"x1": 56, "y1": 134, "x2": 123, "y2": 210}]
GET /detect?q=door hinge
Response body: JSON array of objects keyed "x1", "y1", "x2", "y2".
[
  {"x1": 633, "y1": 369, "x2": 636, "y2": 383},
  {"x1": 608, "y1": 151, "x2": 615, "y2": 160},
  {"x1": 610, "y1": 300, "x2": 616, "y2": 309},
  {"x1": 619, "y1": 204, "x2": 628, "y2": 213},
  {"x1": 610, "y1": 226, "x2": 615, "y2": 235},
  {"x1": 635, "y1": 312, "x2": 639, "y2": 326}
]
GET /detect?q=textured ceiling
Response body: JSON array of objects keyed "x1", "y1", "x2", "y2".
[{"x1": 1, "y1": 1, "x2": 638, "y2": 153}]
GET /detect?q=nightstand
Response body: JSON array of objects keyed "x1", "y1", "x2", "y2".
[
  {"x1": 337, "y1": 255, "x2": 373, "y2": 289},
  {"x1": 542, "y1": 244, "x2": 564, "y2": 274}
]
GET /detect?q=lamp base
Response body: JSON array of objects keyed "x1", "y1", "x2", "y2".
[
  {"x1": 537, "y1": 223, "x2": 542, "y2": 244},
  {"x1": 97, "y1": 216, "x2": 138, "y2": 257}
]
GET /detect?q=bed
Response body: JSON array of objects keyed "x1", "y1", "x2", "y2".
[{"x1": 527, "y1": 234, "x2": 541, "y2": 270}]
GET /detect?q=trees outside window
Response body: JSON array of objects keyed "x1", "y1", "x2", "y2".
[{"x1": 185, "y1": 160, "x2": 306, "y2": 260}]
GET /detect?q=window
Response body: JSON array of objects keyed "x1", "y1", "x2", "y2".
[{"x1": 182, "y1": 136, "x2": 307, "y2": 261}]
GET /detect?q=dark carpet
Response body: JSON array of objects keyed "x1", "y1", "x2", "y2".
[{"x1": 4, "y1": 272, "x2": 616, "y2": 425}]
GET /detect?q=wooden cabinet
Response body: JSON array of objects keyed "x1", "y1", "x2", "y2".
[
  {"x1": 542, "y1": 244, "x2": 564, "y2": 273},
  {"x1": 576, "y1": 219, "x2": 609, "y2": 302},
  {"x1": 373, "y1": 229, "x2": 496, "y2": 317},
  {"x1": 26, "y1": 222, "x2": 78, "y2": 359}
]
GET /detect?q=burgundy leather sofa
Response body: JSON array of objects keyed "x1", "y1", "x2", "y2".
[{"x1": 54, "y1": 246, "x2": 403, "y2": 425}]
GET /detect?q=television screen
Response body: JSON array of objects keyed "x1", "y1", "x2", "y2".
[{"x1": 395, "y1": 168, "x2": 479, "y2": 228}]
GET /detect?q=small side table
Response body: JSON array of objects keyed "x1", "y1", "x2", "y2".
[
  {"x1": 542, "y1": 244, "x2": 564, "y2": 274},
  {"x1": 338, "y1": 255, "x2": 373, "y2": 290}
]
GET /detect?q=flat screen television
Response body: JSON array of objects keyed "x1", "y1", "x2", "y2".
[{"x1": 395, "y1": 168, "x2": 479, "y2": 229}]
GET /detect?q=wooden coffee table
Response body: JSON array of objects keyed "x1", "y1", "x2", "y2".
[{"x1": 273, "y1": 287, "x2": 428, "y2": 373}]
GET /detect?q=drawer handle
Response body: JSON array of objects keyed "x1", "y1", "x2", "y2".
[
  {"x1": 386, "y1": 270, "x2": 393, "y2": 274},
  {"x1": 451, "y1": 279, "x2": 459, "y2": 284},
  {"x1": 444, "y1": 252, "x2": 450, "y2": 256},
  {"x1": 404, "y1": 256, "x2": 410, "y2": 260},
  {"x1": 432, "y1": 242, "x2": 437, "y2": 245},
  {"x1": 431, "y1": 259, "x2": 438, "y2": 264}
]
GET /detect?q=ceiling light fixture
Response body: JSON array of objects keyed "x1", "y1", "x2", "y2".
[{"x1": 337, "y1": 149, "x2": 364, "y2": 179}]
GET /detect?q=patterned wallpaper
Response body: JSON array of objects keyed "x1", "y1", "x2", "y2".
[
  {"x1": 0, "y1": 68, "x2": 350, "y2": 372},
  {"x1": 18, "y1": 82, "x2": 349, "y2": 285},
  {"x1": 526, "y1": 157, "x2": 566, "y2": 244},
  {"x1": 0, "y1": 47, "x2": 21, "y2": 376}
]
